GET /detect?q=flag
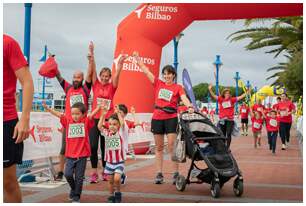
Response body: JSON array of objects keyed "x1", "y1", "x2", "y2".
[{"x1": 182, "y1": 68, "x2": 198, "y2": 111}]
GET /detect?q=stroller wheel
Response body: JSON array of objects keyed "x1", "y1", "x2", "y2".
[
  {"x1": 233, "y1": 178, "x2": 244, "y2": 197},
  {"x1": 175, "y1": 175, "x2": 186, "y2": 192},
  {"x1": 210, "y1": 182, "x2": 221, "y2": 198}
]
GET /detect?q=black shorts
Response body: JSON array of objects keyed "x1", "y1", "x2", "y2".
[
  {"x1": 151, "y1": 117, "x2": 178, "y2": 135},
  {"x1": 3, "y1": 119, "x2": 24, "y2": 168},
  {"x1": 241, "y1": 118, "x2": 248, "y2": 124}
]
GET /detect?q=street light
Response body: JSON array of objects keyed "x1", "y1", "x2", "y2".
[
  {"x1": 173, "y1": 33, "x2": 184, "y2": 82},
  {"x1": 234, "y1": 72, "x2": 240, "y2": 114},
  {"x1": 213, "y1": 55, "x2": 222, "y2": 115},
  {"x1": 20, "y1": 3, "x2": 32, "y2": 111},
  {"x1": 246, "y1": 80, "x2": 251, "y2": 106}
]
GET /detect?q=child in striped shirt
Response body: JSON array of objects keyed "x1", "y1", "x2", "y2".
[{"x1": 97, "y1": 105, "x2": 128, "y2": 203}]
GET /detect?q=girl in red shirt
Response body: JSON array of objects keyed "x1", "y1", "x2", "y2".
[
  {"x1": 250, "y1": 110, "x2": 264, "y2": 148},
  {"x1": 208, "y1": 84, "x2": 249, "y2": 149},
  {"x1": 262, "y1": 110, "x2": 279, "y2": 154},
  {"x1": 133, "y1": 51, "x2": 194, "y2": 185},
  {"x1": 87, "y1": 42, "x2": 128, "y2": 183},
  {"x1": 43, "y1": 102, "x2": 100, "y2": 202}
]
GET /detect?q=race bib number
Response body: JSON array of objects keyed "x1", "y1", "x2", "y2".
[
  {"x1": 158, "y1": 89, "x2": 173, "y2": 102},
  {"x1": 280, "y1": 110, "x2": 288, "y2": 117},
  {"x1": 241, "y1": 109, "x2": 247, "y2": 113},
  {"x1": 257, "y1": 107, "x2": 263, "y2": 112},
  {"x1": 222, "y1": 101, "x2": 231, "y2": 109},
  {"x1": 105, "y1": 136, "x2": 121, "y2": 151},
  {"x1": 70, "y1": 94, "x2": 84, "y2": 107},
  {"x1": 269, "y1": 119, "x2": 277, "y2": 127},
  {"x1": 97, "y1": 98, "x2": 111, "y2": 110},
  {"x1": 253, "y1": 122, "x2": 261, "y2": 129},
  {"x1": 68, "y1": 123, "x2": 85, "y2": 138}
]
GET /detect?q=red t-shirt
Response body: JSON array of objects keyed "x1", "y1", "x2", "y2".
[
  {"x1": 60, "y1": 115, "x2": 94, "y2": 158},
  {"x1": 218, "y1": 96, "x2": 237, "y2": 120},
  {"x1": 92, "y1": 81, "x2": 117, "y2": 119},
  {"x1": 201, "y1": 108, "x2": 208, "y2": 115},
  {"x1": 265, "y1": 116, "x2": 279, "y2": 132},
  {"x1": 3, "y1": 35, "x2": 28, "y2": 121},
  {"x1": 209, "y1": 109, "x2": 215, "y2": 115},
  {"x1": 178, "y1": 105, "x2": 188, "y2": 114},
  {"x1": 252, "y1": 104, "x2": 264, "y2": 116},
  {"x1": 62, "y1": 80, "x2": 90, "y2": 117},
  {"x1": 264, "y1": 107, "x2": 272, "y2": 116},
  {"x1": 272, "y1": 103, "x2": 279, "y2": 110},
  {"x1": 239, "y1": 105, "x2": 249, "y2": 119},
  {"x1": 152, "y1": 78, "x2": 185, "y2": 120},
  {"x1": 125, "y1": 120, "x2": 136, "y2": 129},
  {"x1": 251, "y1": 117, "x2": 263, "y2": 132},
  {"x1": 277, "y1": 100, "x2": 296, "y2": 123}
]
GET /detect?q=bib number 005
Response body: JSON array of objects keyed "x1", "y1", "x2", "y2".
[{"x1": 106, "y1": 137, "x2": 121, "y2": 150}]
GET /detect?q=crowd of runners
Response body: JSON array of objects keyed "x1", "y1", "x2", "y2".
[{"x1": 3, "y1": 34, "x2": 296, "y2": 203}]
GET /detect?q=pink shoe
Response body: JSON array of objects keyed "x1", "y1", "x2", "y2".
[
  {"x1": 101, "y1": 172, "x2": 108, "y2": 181},
  {"x1": 90, "y1": 172, "x2": 99, "y2": 184}
]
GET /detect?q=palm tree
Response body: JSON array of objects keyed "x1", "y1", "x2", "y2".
[{"x1": 228, "y1": 17, "x2": 303, "y2": 98}]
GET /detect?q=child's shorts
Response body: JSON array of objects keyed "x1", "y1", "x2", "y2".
[
  {"x1": 253, "y1": 131, "x2": 261, "y2": 138},
  {"x1": 104, "y1": 161, "x2": 125, "y2": 175}
]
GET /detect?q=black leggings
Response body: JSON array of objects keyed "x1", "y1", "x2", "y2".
[
  {"x1": 279, "y1": 122, "x2": 292, "y2": 144},
  {"x1": 219, "y1": 120, "x2": 234, "y2": 149},
  {"x1": 89, "y1": 119, "x2": 106, "y2": 168}
]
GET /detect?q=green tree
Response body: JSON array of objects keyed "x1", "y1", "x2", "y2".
[
  {"x1": 228, "y1": 17, "x2": 303, "y2": 99},
  {"x1": 193, "y1": 83, "x2": 244, "y2": 102}
]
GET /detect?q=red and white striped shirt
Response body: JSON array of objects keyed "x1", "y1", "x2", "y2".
[{"x1": 101, "y1": 127, "x2": 127, "y2": 164}]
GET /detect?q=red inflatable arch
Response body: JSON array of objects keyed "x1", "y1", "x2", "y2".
[{"x1": 112, "y1": 3, "x2": 302, "y2": 113}]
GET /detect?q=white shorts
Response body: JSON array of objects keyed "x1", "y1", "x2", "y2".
[{"x1": 104, "y1": 161, "x2": 125, "y2": 175}]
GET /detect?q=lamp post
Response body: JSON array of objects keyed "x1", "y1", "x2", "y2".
[
  {"x1": 213, "y1": 55, "x2": 222, "y2": 114},
  {"x1": 234, "y1": 72, "x2": 240, "y2": 114},
  {"x1": 173, "y1": 33, "x2": 184, "y2": 83},
  {"x1": 20, "y1": 3, "x2": 32, "y2": 111},
  {"x1": 39, "y1": 45, "x2": 48, "y2": 100},
  {"x1": 246, "y1": 80, "x2": 251, "y2": 106}
]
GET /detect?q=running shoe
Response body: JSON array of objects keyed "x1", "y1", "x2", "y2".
[
  {"x1": 154, "y1": 172, "x2": 164, "y2": 184},
  {"x1": 55, "y1": 171, "x2": 64, "y2": 181},
  {"x1": 172, "y1": 172, "x2": 179, "y2": 185},
  {"x1": 121, "y1": 173, "x2": 127, "y2": 185},
  {"x1": 90, "y1": 172, "x2": 99, "y2": 184},
  {"x1": 101, "y1": 172, "x2": 108, "y2": 181}
]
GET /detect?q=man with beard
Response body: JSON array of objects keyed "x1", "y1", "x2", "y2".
[{"x1": 54, "y1": 42, "x2": 94, "y2": 180}]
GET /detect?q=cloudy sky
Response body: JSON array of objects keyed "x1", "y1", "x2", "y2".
[{"x1": 4, "y1": 3, "x2": 286, "y2": 93}]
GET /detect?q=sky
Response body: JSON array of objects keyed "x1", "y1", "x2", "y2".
[{"x1": 3, "y1": 3, "x2": 287, "y2": 93}]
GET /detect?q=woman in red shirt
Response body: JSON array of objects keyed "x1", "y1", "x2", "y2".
[
  {"x1": 239, "y1": 102, "x2": 250, "y2": 136},
  {"x1": 88, "y1": 42, "x2": 128, "y2": 183},
  {"x1": 208, "y1": 84, "x2": 249, "y2": 149},
  {"x1": 133, "y1": 52, "x2": 194, "y2": 185},
  {"x1": 277, "y1": 93, "x2": 296, "y2": 150}
]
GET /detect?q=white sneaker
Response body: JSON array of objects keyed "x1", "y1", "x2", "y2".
[
  {"x1": 282, "y1": 144, "x2": 286, "y2": 150},
  {"x1": 286, "y1": 142, "x2": 290, "y2": 147}
]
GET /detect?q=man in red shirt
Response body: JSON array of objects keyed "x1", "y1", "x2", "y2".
[
  {"x1": 3, "y1": 34, "x2": 34, "y2": 202},
  {"x1": 277, "y1": 93, "x2": 296, "y2": 149},
  {"x1": 239, "y1": 102, "x2": 250, "y2": 136},
  {"x1": 51, "y1": 42, "x2": 94, "y2": 180}
]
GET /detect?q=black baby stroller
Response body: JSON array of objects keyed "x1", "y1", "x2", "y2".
[{"x1": 175, "y1": 111, "x2": 243, "y2": 198}]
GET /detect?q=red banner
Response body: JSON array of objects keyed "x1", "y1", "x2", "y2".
[{"x1": 112, "y1": 3, "x2": 302, "y2": 113}]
